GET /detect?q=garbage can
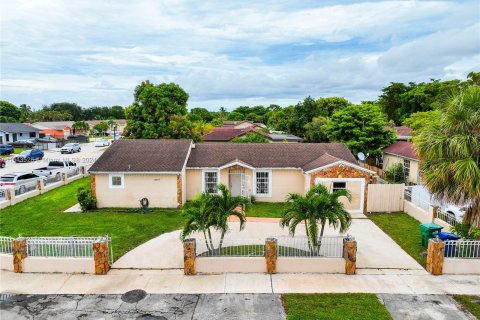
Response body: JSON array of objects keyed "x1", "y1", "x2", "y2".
[
  {"x1": 419, "y1": 223, "x2": 443, "y2": 247},
  {"x1": 438, "y1": 232, "x2": 461, "y2": 257}
]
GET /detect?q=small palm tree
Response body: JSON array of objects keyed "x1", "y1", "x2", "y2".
[
  {"x1": 281, "y1": 184, "x2": 352, "y2": 255},
  {"x1": 210, "y1": 184, "x2": 248, "y2": 252}
]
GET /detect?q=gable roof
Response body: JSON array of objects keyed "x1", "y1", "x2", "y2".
[
  {"x1": 0, "y1": 123, "x2": 40, "y2": 133},
  {"x1": 187, "y1": 143, "x2": 357, "y2": 170},
  {"x1": 392, "y1": 126, "x2": 412, "y2": 140},
  {"x1": 89, "y1": 139, "x2": 192, "y2": 173},
  {"x1": 203, "y1": 128, "x2": 251, "y2": 141},
  {"x1": 383, "y1": 141, "x2": 418, "y2": 160}
]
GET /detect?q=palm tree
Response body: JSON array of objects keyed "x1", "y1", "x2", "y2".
[
  {"x1": 414, "y1": 86, "x2": 480, "y2": 227},
  {"x1": 72, "y1": 121, "x2": 90, "y2": 135},
  {"x1": 281, "y1": 184, "x2": 352, "y2": 255},
  {"x1": 180, "y1": 193, "x2": 216, "y2": 254},
  {"x1": 210, "y1": 184, "x2": 248, "y2": 252}
]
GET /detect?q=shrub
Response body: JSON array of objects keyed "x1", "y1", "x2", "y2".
[
  {"x1": 451, "y1": 222, "x2": 480, "y2": 240},
  {"x1": 385, "y1": 163, "x2": 405, "y2": 183},
  {"x1": 77, "y1": 187, "x2": 97, "y2": 212}
]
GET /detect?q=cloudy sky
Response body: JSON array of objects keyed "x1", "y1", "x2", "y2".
[{"x1": 1, "y1": 0, "x2": 479, "y2": 110}]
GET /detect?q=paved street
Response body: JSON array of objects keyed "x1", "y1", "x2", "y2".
[
  {"x1": 0, "y1": 293, "x2": 286, "y2": 320},
  {"x1": 0, "y1": 142, "x2": 105, "y2": 176}
]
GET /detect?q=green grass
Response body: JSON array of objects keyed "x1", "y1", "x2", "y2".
[
  {"x1": 368, "y1": 212, "x2": 426, "y2": 267},
  {"x1": 453, "y1": 295, "x2": 480, "y2": 318},
  {"x1": 246, "y1": 202, "x2": 285, "y2": 218},
  {"x1": 282, "y1": 293, "x2": 393, "y2": 320},
  {"x1": 13, "y1": 147, "x2": 29, "y2": 154},
  {"x1": 0, "y1": 177, "x2": 186, "y2": 261}
]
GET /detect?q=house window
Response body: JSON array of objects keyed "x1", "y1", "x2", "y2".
[
  {"x1": 109, "y1": 174, "x2": 124, "y2": 188},
  {"x1": 29, "y1": 132, "x2": 36, "y2": 138},
  {"x1": 332, "y1": 182, "x2": 346, "y2": 192},
  {"x1": 255, "y1": 170, "x2": 271, "y2": 196},
  {"x1": 403, "y1": 159, "x2": 410, "y2": 178},
  {"x1": 203, "y1": 171, "x2": 218, "y2": 194}
]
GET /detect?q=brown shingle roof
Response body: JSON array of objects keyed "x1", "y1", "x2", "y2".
[
  {"x1": 302, "y1": 154, "x2": 342, "y2": 172},
  {"x1": 392, "y1": 126, "x2": 412, "y2": 139},
  {"x1": 383, "y1": 141, "x2": 418, "y2": 160},
  {"x1": 203, "y1": 128, "x2": 248, "y2": 141},
  {"x1": 89, "y1": 139, "x2": 192, "y2": 172},
  {"x1": 187, "y1": 143, "x2": 356, "y2": 170}
]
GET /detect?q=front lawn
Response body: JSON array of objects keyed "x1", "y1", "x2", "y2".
[
  {"x1": 0, "y1": 177, "x2": 186, "y2": 261},
  {"x1": 246, "y1": 202, "x2": 285, "y2": 218},
  {"x1": 453, "y1": 295, "x2": 480, "y2": 318},
  {"x1": 368, "y1": 212, "x2": 426, "y2": 266},
  {"x1": 282, "y1": 293, "x2": 393, "y2": 320}
]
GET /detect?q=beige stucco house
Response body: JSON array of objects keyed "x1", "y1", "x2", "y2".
[
  {"x1": 382, "y1": 141, "x2": 420, "y2": 185},
  {"x1": 89, "y1": 140, "x2": 377, "y2": 213}
]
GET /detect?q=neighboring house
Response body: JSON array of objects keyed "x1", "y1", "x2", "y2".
[
  {"x1": 0, "y1": 123, "x2": 40, "y2": 144},
  {"x1": 89, "y1": 140, "x2": 377, "y2": 213},
  {"x1": 382, "y1": 141, "x2": 420, "y2": 185},
  {"x1": 391, "y1": 126, "x2": 412, "y2": 140},
  {"x1": 31, "y1": 120, "x2": 126, "y2": 139},
  {"x1": 203, "y1": 121, "x2": 303, "y2": 142}
]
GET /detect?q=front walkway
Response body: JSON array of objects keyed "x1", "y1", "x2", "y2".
[
  {"x1": 0, "y1": 270, "x2": 479, "y2": 295},
  {"x1": 113, "y1": 217, "x2": 424, "y2": 273}
]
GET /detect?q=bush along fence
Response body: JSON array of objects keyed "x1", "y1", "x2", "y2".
[
  {"x1": 426, "y1": 238, "x2": 480, "y2": 275},
  {"x1": 0, "y1": 166, "x2": 88, "y2": 209},
  {"x1": 0, "y1": 236, "x2": 112, "y2": 275},
  {"x1": 183, "y1": 235, "x2": 356, "y2": 275}
]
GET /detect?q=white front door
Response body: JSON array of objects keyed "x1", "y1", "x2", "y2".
[{"x1": 230, "y1": 173, "x2": 242, "y2": 197}]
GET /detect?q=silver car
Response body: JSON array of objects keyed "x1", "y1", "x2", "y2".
[
  {"x1": 60, "y1": 143, "x2": 81, "y2": 154},
  {"x1": 0, "y1": 172, "x2": 47, "y2": 195}
]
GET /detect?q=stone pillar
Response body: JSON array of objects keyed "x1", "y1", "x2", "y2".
[
  {"x1": 12, "y1": 238, "x2": 27, "y2": 273},
  {"x1": 80, "y1": 166, "x2": 85, "y2": 175},
  {"x1": 5, "y1": 189, "x2": 12, "y2": 201},
  {"x1": 426, "y1": 238, "x2": 444, "y2": 275},
  {"x1": 90, "y1": 175, "x2": 96, "y2": 198},
  {"x1": 430, "y1": 206, "x2": 439, "y2": 223},
  {"x1": 343, "y1": 236, "x2": 357, "y2": 275},
  {"x1": 177, "y1": 174, "x2": 182, "y2": 209},
  {"x1": 183, "y1": 238, "x2": 196, "y2": 275},
  {"x1": 62, "y1": 172, "x2": 67, "y2": 183},
  {"x1": 93, "y1": 238, "x2": 110, "y2": 275},
  {"x1": 265, "y1": 238, "x2": 277, "y2": 274}
]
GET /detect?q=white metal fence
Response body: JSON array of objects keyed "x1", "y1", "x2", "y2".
[
  {"x1": 196, "y1": 236, "x2": 346, "y2": 258},
  {"x1": 444, "y1": 240, "x2": 480, "y2": 259},
  {"x1": 0, "y1": 236, "x2": 14, "y2": 254},
  {"x1": 14, "y1": 181, "x2": 37, "y2": 196},
  {"x1": 66, "y1": 168, "x2": 80, "y2": 178},
  {"x1": 435, "y1": 209, "x2": 458, "y2": 226},
  {"x1": 45, "y1": 174, "x2": 62, "y2": 185}
]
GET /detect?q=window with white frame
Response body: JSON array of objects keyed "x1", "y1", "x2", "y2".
[
  {"x1": 109, "y1": 174, "x2": 124, "y2": 188},
  {"x1": 403, "y1": 159, "x2": 410, "y2": 178},
  {"x1": 332, "y1": 182, "x2": 346, "y2": 192},
  {"x1": 204, "y1": 171, "x2": 218, "y2": 194},
  {"x1": 255, "y1": 170, "x2": 270, "y2": 196}
]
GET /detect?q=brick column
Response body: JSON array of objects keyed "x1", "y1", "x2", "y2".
[
  {"x1": 265, "y1": 238, "x2": 277, "y2": 274},
  {"x1": 426, "y1": 238, "x2": 444, "y2": 275},
  {"x1": 343, "y1": 236, "x2": 357, "y2": 275},
  {"x1": 93, "y1": 238, "x2": 110, "y2": 275},
  {"x1": 430, "y1": 206, "x2": 439, "y2": 223},
  {"x1": 80, "y1": 166, "x2": 86, "y2": 175},
  {"x1": 183, "y1": 238, "x2": 196, "y2": 275},
  {"x1": 90, "y1": 175, "x2": 96, "y2": 197},
  {"x1": 12, "y1": 238, "x2": 27, "y2": 273},
  {"x1": 177, "y1": 174, "x2": 182, "y2": 209}
]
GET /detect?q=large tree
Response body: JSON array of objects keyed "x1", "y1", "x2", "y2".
[
  {"x1": 325, "y1": 104, "x2": 396, "y2": 157},
  {"x1": 304, "y1": 116, "x2": 329, "y2": 142},
  {"x1": 124, "y1": 81, "x2": 190, "y2": 139},
  {"x1": 0, "y1": 101, "x2": 21, "y2": 122},
  {"x1": 414, "y1": 86, "x2": 480, "y2": 227},
  {"x1": 45, "y1": 102, "x2": 84, "y2": 121}
]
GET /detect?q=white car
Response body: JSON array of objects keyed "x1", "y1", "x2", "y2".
[
  {"x1": 95, "y1": 139, "x2": 111, "y2": 147},
  {"x1": 0, "y1": 172, "x2": 47, "y2": 195},
  {"x1": 445, "y1": 205, "x2": 466, "y2": 222},
  {"x1": 60, "y1": 143, "x2": 81, "y2": 154}
]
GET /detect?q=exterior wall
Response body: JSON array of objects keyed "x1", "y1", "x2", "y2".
[
  {"x1": 310, "y1": 165, "x2": 376, "y2": 213},
  {"x1": 196, "y1": 257, "x2": 265, "y2": 273},
  {"x1": 40, "y1": 129, "x2": 64, "y2": 139},
  {"x1": 23, "y1": 257, "x2": 95, "y2": 274},
  {"x1": 0, "y1": 131, "x2": 39, "y2": 143},
  {"x1": 186, "y1": 169, "x2": 202, "y2": 200},
  {"x1": 95, "y1": 173, "x2": 178, "y2": 208},
  {"x1": 443, "y1": 259, "x2": 480, "y2": 274},
  {"x1": 404, "y1": 200, "x2": 431, "y2": 223},
  {"x1": 0, "y1": 254, "x2": 14, "y2": 271},
  {"x1": 383, "y1": 153, "x2": 420, "y2": 184},
  {"x1": 315, "y1": 179, "x2": 362, "y2": 211},
  {"x1": 277, "y1": 257, "x2": 344, "y2": 273},
  {"x1": 255, "y1": 169, "x2": 304, "y2": 202}
]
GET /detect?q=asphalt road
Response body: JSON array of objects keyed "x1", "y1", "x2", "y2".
[{"x1": 0, "y1": 142, "x2": 106, "y2": 176}]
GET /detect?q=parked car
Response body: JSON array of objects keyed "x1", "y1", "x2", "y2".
[
  {"x1": 37, "y1": 137, "x2": 57, "y2": 143},
  {"x1": 14, "y1": 149, "x2": 44, "y2": 162},
  {"x1": 60, "y1": 143, "x2": 81, "y2": 154},
  {"x1": 0, "y1": 172, "x2": 47, "y2": 194},
  {"x1": 0, "y1": 144, "x2": 14, "y2": 155},
  {"x1": 94, "y1": 138, "x2": 111, "y2": 147},
  {"x1": 33, "y1": 160, "x2": 77, "y2": 178},
  {"x1": 0, "y1": 158, "x2": 5, "y2": 168},
  {"x1": 445, "y1": 205, "x2": 466, "y2": 222},
  {"x1": 10, "y1": 140, "x2": 35, "y2": 148},
  {"x1": 67, "y1": 135, "x2": 89, "y2": 142}
]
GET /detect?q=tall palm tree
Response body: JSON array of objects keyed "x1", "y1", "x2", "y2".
[
  {"x1": 180, "y1": 193, "x2": 216, "y2": 254},
  {"x1": 415, "y1": 86, "x2": 480, "y2": 227},
  {"x1": 281, "y1": 184, "x2": 352, "y2": 254},
  {"x1": 210, "y1": 184, "x2": 248, "y2": 252}
]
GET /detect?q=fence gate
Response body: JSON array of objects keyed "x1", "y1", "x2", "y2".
[{"x1": 367, "y1": 184, "x2": 405, "y2": 212}]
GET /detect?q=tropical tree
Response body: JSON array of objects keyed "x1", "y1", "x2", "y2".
[
  {"x1": 231, "y1": 131, "x2": 269, "y2": 143},
  {"x1": 72, "y1": 121, "x2": 90, "y2": 134},
  {"x1": 281, "y1": 184, "x2": 352, "y2": 254},
  {"x1": 92, "y1": 121, "x2": 109, "y2": 136},
  {"x1": 414, "y1": 86, "x2": 480, "y2": 227}
]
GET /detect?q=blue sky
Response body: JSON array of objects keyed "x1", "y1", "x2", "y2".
[{"x1": 1, "y1": 0, "x2": 479, "y2": 111}]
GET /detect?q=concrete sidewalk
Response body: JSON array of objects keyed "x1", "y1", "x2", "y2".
[{"x1": 1, "y1": 270, "x2": 479, "y2": 295}]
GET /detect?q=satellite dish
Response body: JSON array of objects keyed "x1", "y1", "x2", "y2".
[{"x1": 357, "y1": 152, "x2": 366, "y2": 161}]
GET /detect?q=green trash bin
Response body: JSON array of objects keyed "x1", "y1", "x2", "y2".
[{"x1": 419, "y1": 223, "x2": 443, "y2": 247}]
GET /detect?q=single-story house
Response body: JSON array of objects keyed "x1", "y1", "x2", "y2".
[
  {"x1": 89, "y1": 140, "x2": 377, "y2": 213},
  {"x1": 382, "y1": 141, "x2": 420, "y2": 185},
  {"x1": 0, "y1": 123, "x2": 40, "y2": 144},
  {"x1": 391, "y1": 126, "x2": 412, "y2": 140},
  {"x1": 31, "y1": 120, "x2": 126, "y2": 139}
]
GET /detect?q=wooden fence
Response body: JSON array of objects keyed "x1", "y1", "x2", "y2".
[{"x1": 367, "y1": 183, "x2": 405, "y2": 212}]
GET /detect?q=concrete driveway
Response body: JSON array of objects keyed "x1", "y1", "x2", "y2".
[{"x1": 113, "y1": 217, "x2": 425, "y2": 273}]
